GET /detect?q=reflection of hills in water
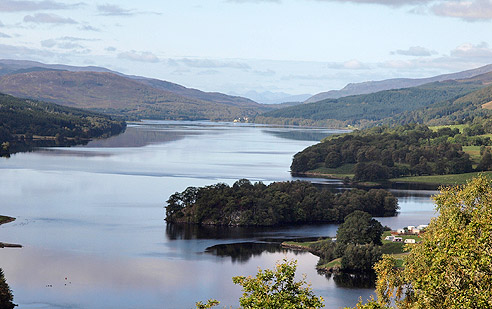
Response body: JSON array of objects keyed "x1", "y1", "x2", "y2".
[
  {"x1": 166, "y1": 223, "x2": 276, "y2": 241},
  {"x1": 263, "y1": 129, "x2": 345, "y2": 142},
  {"x1": 204, "y1": 242, "x2": 290, "y2": 263},
  {"x1": 331, "y1": 272, "x2": 376, "y2": 289},
  {"x1": 84, "y1": 126, "x2": 202, "y2": 148}
]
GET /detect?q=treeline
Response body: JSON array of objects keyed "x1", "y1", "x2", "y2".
[
  {"x1": 165, "y1": 179, "x2": 398, "y2": 226},
  {"x1": 291, "y1": 123, "x2": 492, "y2": 181},
  {"x1": 256, "y1": 80, "x2": 486, "y2": 128},
  {"x1": 0, "y1": 93, "x2": 126, "y2": 156}
]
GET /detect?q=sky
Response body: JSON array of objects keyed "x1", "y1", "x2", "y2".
[{"x1": 0, "y1": 0, "x2": 492, "y2": 97}]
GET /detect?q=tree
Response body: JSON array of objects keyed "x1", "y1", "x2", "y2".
[
  {"x1": 197, "y1": 259, "x2": 324, "y2": 309},
  {"x1": 0, "y1": 269, "x2": 15, "y2": 309},
  {"x1": 372, "y1": 175, "x2": 492, "y2": 308},
  {"x1": 336, "y1": 211, "x2": 383, "y2": 246}
]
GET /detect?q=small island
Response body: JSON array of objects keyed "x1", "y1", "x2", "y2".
[{"x1": 165, "y1": 179, "x2": 398, "y2": 226}]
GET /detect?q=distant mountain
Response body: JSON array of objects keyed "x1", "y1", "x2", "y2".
[
  {"x1": 0, "y1": 60, "x2": 269, "y2": 121},
  {"x1": 256, "y1": 72, "x2": 492, "y2": 128},
  {"x1": 231, "y1": 90, "x2": 312, "y2": 104},
  {"x1": 305, "y1": 64, "x2": 492, "y2": 103}
]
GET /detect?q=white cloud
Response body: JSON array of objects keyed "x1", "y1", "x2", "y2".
[
  {"x1": 314, "y1": 0, "x2": 434, "y2": 7},
  {"x1": 450, "y1": 42, "x2": 492, "y2": 58},
  {"x1": 97, "y1": 4, "x2": 134, "y2": 16},
  {"x1": 432, "y1": 0, "x2": 492, "y2": 21},
  {"x1": 177, "y1": 58, "x2": 251, "y2": 70},
  {"x1": 0, "y1": 0, "x2": 82, "y2": 12},
  {"x1": 0, "y1": 32, "x2": 11, "y2": 38},
  {"x1": 24, "y1": 13, "x2": 77, "y2": 24},
  {"x1": 391, "y1": 46, "x2": 437, "y2": 57},
  {"x1": 118, "y1": 50, "x2": 160, "y2": 63}
]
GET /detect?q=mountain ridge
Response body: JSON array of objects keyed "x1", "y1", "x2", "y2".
[{"x1": 305, "y1": 64, "x2": 492, "y2": 103}]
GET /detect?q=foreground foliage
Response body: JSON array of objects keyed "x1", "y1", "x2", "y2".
[
  {"x1": 197, "y1": 259, "x2": 324, "y2": 308},
  {"x1": 166, "y1": 179, "x2": 398, "y2": 226},
  {"x1": 354, "y1": 175, "x2": 492, "y2": 308}
]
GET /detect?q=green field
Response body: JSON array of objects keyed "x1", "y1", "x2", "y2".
[
  {"x1": 429, "y1": 124, "x2": 466, "y2": 133},
  {"x1": 390, "y1": 171, "x2": 492, "y2": 185}
]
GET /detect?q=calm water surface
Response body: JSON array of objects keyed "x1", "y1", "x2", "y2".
[{"x1": 0, "y1": 121, "x2": 437, "y2": 308}]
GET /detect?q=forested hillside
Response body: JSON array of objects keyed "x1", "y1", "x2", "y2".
[
  {"x1": 291, "y1": 123, "x2": 492, "y2": 182},
  {"x1": 0, "y1": 93, "x2": 126, "y2": 156},
  {"x1": 256, "y1": 73, "x2": 492, "y2": 128}
]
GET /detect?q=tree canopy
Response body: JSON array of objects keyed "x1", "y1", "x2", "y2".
[
  {"x1": 357, "y1": 175, "x2": 492, "y2": 308},
  {"x1": 166, "y1": 179, "x2": 398, "y2": 226},
  {"x1": 197, "y1": 259, "x2": 324, "y2": 309}
]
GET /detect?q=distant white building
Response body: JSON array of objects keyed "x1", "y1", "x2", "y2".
[
  {"x1": 394, "y1": 237, "x2": 403, "y2": 242},
  {"x1": 404, "y1": 239, "x2": 416, "y2": 244},
  {"x1": 385, "y1": 236, "x2": 395, "y2": 241},
  {"x1": 407, "y1": 226, "x2": 416, "y2": 232},
  {"x1": 397, "y1": 229, "x2": 405, "y2": 234},
  {"x1": 417, "y1": 225, "x2": 428, "y2": 230}
]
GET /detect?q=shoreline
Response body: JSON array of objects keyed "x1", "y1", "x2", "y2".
[{"x1": 0, "y1": 216, "x2": 22, "y2": 248}]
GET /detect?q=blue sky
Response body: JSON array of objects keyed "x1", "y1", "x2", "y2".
[{"x1": 1, "y1": 0, "x2": 492, "y2": 96}]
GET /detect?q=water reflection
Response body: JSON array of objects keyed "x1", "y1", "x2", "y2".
[
  {"x1": 332, "y1": 273, "x2": 377, "y2": 289},
  {"x1": 263, "y1": 128, "x2": 348, "y2": 141},
  {"x1": 204, "y1": 242, "x2": 287, "y2": 263}
]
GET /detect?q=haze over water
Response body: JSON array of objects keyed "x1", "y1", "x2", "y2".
[{"x1": 0, "y1": 121, "x2": 436, "y2": 308}]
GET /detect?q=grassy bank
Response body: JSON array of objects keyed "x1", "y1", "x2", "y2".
[{"x1": 389, "y1": 171, "x2": 492, "y2": 185}]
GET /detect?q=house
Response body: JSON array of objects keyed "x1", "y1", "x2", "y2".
[
  {"x1": 397, "y1": 228, "x2": 405, "y2": 234},
  {"x1": 385, "y1": 236, "x2": 395, "y2": 241},
  {"x1": 417, "y1": 224, "x2": 428, "y2": 230},
  {"x1": 404, "y1": 239, "x2": 416, "y2": 244},
  {"x1": 407, "y1": 225, "x2": 416, "y2": 232},
  {"x1": 394, "y1": 237, "x2": 403, "y2": 242}
]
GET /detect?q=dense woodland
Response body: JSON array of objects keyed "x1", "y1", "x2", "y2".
[
  {"x1": 165, "y1": 179, "x2": 398, "y2": 226},
  {"x1": 0, "y1": 93, "x2": 126, "y2": 156},
  {"x1": 291, "y1": 123, "x2": 492, "y2": 181},
  {"x1": 256, "y1": 75, "x2": 492, "y2": 129}
]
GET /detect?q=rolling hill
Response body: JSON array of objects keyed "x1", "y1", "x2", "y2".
[
  {"x1": 305, "y1": 64, "x2": 492, "y2": 103},
  {"x1": 256, "y1": 72, "x2": 492, "y2": 128},
  {"x1": 0, "y1": 59, "x2": 269, "y2": 121}
]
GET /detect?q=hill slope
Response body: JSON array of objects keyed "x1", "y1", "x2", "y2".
[
  {"x1": 0, "y1": 92, "x2": 126, "y2": 155},
  {"x1": 256, "y1": 72, "x2": 492, "y2": 128},
  {"x1": 0, "y1": 70, "x2": 268, "y2": 121},
  {"x1": 305, "y1": 64, "x2": 492, "y2": 103}
]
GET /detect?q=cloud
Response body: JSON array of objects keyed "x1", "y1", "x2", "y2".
[
  {"x1": 197, "y1": 70, "x2": 220, "y2": 75},
  {"x1": 0, "y1": 32, "x2": 11, "y2": 38},
  {"x1": 450, "y1": 42, "x2": 492, "y2": 58},
  {"x1": 391, "y1": 46, "x2": 437, "y2": 57},
  {"x1": 24, "y1": 13, "x2": 77, "y2": 24},
  {"x1": 97, "y1": 4, "x2": 135, "y2": 16},
  {"x1": 0, "y1": 0, "x2": 82, "y2": 12},
  {"x1": 227, "y1": 0, "x2": 280, "y2": 3},
  {"x1": 325, "y1": 59, "x2": 369, "y2": 70},
  {"x1": 79, "y1": 24, "x2": 100, "y2": 32},
  {"x1": 41, "y1": 36, "x2": 95, "y2": 51},
  {"x1": 105, "y1": 46, "x2": 116, "y2": 52},
  {"x1": 432, "y1": 0, "x2": 492, "y2": 21},
  {"x1": 118, "y1": 50, "x2": 160, "y2": 63},
  {"x1": 314, "y1": 0, "x2": 434, "y2": 7},
  {"x1": 177, "y1": 58, "x2": 251, "y2": 70},
  {"x1": 253, "y1": 69, "x2": 276, "y2": 76}
]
